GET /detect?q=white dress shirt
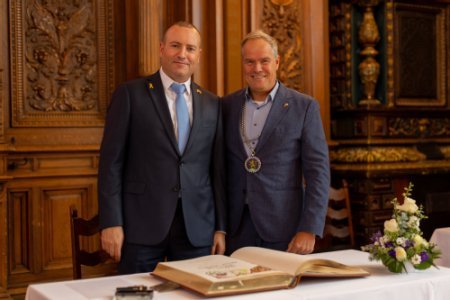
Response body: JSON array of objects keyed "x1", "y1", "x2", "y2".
[{"x1": 159, "y1": 68, "x2": 193, "y2": 140}]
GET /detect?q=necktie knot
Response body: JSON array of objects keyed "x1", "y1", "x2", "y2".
[{"x1": 171, "y1": 83, "x2": 186, "y2": 95}]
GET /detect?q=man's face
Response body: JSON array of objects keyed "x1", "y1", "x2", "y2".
[
  {"x1": 160, "y1": 25, "x2": 201, "y2": 82},
  {"x1": 242, "y1": 38, "x2": 279, "y2": 99}
]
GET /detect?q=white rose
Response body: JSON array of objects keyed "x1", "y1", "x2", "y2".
[
  {"x1": 397, "y1": 197, "x2": 418, "y2": 213},
  {"x1": 395, "y1": 246, "x2": 407, "y2": 261},
  {"x1": 384, "y1": 219, "x2": 399, "y2": 233},
  {"x1": 413, "y1": 235, "x2": 429, "y2": 248},
  {"x1": 408, "y1": 216, "x2": 419, "y2": 228}
]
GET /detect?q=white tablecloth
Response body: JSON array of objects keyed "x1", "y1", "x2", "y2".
[
  {"x1": 430, "y1": 227, "x2": 450, "y2": 267},
  {"x1": 26, "y1": 249, "x2": 450, "y2": 300}
]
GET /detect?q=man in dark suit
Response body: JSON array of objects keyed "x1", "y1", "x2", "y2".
[
  {"x1": 223, "y1": 30, "x2": 329, "y2": 255},
  {"x1": 98, "y1": 22, "x2": 226, "y2": 274}
]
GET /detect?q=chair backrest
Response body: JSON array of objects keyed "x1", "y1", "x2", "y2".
[
  {"x1": 70, "y1": 206, "x2": 110, "y2": 279},
  {"x1": 315, "y1": 180, "x2": 355, "y2": 252}
]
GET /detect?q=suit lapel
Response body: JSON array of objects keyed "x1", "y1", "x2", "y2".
[
  {"x1": 183, "y1": 82, "x2": 204, "y2": 154},
  {"x1": 145, "y1": 72, "x2": 179, "y2": 153},
  {"x1": 256, "y1": 84, "x2": 291, "y2": 152},
  {"x1": 230, "y1": 91, "x2": 248, "y2": 159}
]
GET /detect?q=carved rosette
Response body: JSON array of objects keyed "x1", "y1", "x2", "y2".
[
  {"x1": 330, "y1": 147, "x2": 426, "y2": 163},
  {"x1": 10, "y1": 0, "x2": 115, "y2": 127},
  {"x1": 262, "y1": 0, "x2": 304, "y2": 92}
]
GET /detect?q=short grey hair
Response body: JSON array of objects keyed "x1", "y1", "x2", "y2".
[{"x1": 241, "y1": 30, "x2": 278, "y2": 57}]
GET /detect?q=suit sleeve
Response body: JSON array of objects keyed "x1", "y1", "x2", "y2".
[
  {"x1": 98, "y1": 84, "x2": 131, "y2": 230},
  {"x1": 212, "y1": 99, "x2": 227, "y2": 232},
  {"x1": 297, "y1": 100, "x2": 330, "y2": 237}
]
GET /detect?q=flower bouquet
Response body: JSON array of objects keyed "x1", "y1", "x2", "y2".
[{"x1": 361, "y1": 183, "x2": 441, "y2": 273}]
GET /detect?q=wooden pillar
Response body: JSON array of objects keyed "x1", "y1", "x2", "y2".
[{"x1": 138, "y1": 0, "x2": 163, "y2": 77}]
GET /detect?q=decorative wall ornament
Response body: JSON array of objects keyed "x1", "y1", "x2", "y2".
[
  {"x1": 10, "y1": 0, "x2": 115, "y2": 127},
  {"x1": 330, "y1": 146, "x2": 426, "y2": 163},
  {"x1": 329, "y1": 1, "x2": 353, "y2": 109},
  {"x1": 262, "y1": 0, "x2": 304, "y2": 92},
  {"x1": 388, "y1": 117, "x2": 450, "y2": 137},
  {"x1": 357, "y1": 0, "x2": 381, "y2": 106},
  {"x1": 440, "y1": 146, "x2": 450, "y2": 159},
  {"x1": 385, "y1": 1, "x2": 395, "y2": 107}
]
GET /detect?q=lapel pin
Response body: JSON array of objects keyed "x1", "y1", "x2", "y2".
[
  {"x1": 196, "y1": 88, "x2": 202, "y2": 94},
  {"x1": 283, "y1": 102, "x2": 289, "y2": 108},
  {"x1": 148, "y1": 83, "x2": 154, "y2": 89}
]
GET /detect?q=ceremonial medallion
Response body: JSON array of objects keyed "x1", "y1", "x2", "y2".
[{"x1": 245, "y1": 156, "x2": 262, "y2": 173}]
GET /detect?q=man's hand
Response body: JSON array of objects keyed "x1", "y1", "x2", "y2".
[
  {"x1": 211, "y1": 231, "x2": 226, "y2": 255},
  {"x1": 101, "y1": 226, "x2": 124, "y2": 262},
  {"x1": 287, "y1": 231, "x2": 315, "y2": 254}
]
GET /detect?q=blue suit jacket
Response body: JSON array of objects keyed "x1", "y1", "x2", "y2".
[
  {"x1": 222, "y1": 83, "x2": 329, "y2": 242},
  {"x1": 98, "y1": 71, "x2": 226, "y2": 247}
]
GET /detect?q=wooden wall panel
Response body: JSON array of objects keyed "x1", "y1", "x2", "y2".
[{"x1": 7, "y1": 177, "x2": 98, "y2": 289}]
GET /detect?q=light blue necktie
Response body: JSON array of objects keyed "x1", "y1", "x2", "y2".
[{"x1": 171, "y1": 83, "x2": 190, "y2": 153}]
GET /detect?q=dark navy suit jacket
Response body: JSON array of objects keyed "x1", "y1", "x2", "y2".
[
  {"x1": 98, "y1": 71, "x2": 226, "y2": 247},
  {"x1": 222, "y1": 83, "x2": 329, "y2": 242}
]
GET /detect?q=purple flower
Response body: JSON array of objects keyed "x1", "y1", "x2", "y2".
[
  {"x1": 385, "y1": 241, "x2": 394, "y2": 248},
  {"x1": 404, "y1": 240, "x2": 413, "y2": 248},
  {"x1": 420, "y1": 251, "x2": 429, "y2": 262},
  {"x1": 371, "y1": 231, "x2": 383, "y2": 243},
  {"x1": 388, "y1": 249, "x2": 396, "y2": 258}
]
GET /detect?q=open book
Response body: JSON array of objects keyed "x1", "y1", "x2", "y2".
[{"x1": 151, "y1": 247, "x2": 370, "y2": 297}]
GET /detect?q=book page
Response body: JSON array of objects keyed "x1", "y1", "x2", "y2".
[
  {"x1": 231, "y1": 247, "x2": 370, "y2": 277},
  {"x1": 231, "y1": 247, "x2": 312, "y2": 276},
  {"x1": 158, "y1": 254, "x2": 283, "y2": 283}
]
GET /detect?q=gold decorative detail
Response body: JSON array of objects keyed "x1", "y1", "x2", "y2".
[
  {"x1": 330, "y1": 147, "x2": 426, "y2": 163},
  {"x1": 385, "y1": 1, "x2": 395, "y2": 107},
  {"x1": 389, "y1": 117, "x2": 450, "y2": 137},
  {"x1": 331, "y1": 160, "x2": 450, "y2": 173},
  {"x1": 357, "y1": 0, "x2": 381, "y2": 106},
  {"x1": 440, "y1": 146, "x2": 450, "y2": 159},
  {"x1": 10, "y1": 0, "x2": 115, "y2": 127},
  {"x1": 262, "y1": 0, "x2": 304, "y2": 92},
  {"x1": 196, "y1": 88, "x2": 202, "y2": 94},
  {"x1": 148, "y1": 83, "x2": 154, "y2": 89}
]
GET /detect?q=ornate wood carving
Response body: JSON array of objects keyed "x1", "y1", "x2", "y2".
[
  {"x1": 330, "y1": 146, "x2": 426, "y2": 163},
  {"x1": 10, "y1": 0, "x2": 115, "y2": 127},
  {"x1": 262, "y1": 0, "x2": 304, "y2": 92},
  {"x1": 389, "y1": 117, "x2": 450, "y2": 138},
  {"x1": 329, "y1": 1, "x2": 353, "y2": 109}
]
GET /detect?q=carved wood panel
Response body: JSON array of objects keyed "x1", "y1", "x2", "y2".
[
  {"x1": 8, "y1": 190, "x2": 31, "y2": 275},
  {"x1": 262, "y1": 0, "x2": 305, "y2": 92},
  {"x1": 7, "y1": 177, "x2": 97, "y2": 285},
  {"x1": 392, "y1": 3, "x2": 447, "y2": 106},
  {"x1": 9, "y1": 0, "x2": 115, "y2": 127}
]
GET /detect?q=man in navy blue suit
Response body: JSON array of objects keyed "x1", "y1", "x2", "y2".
[
  {"x1": 223, "y1": 30, "x2": 330, "y2": 255},
  {"x1": 98, "y1": 22, "x2": 226, "y2": 273}
]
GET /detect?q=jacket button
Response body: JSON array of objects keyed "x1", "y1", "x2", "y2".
[{"x1": 173, "y1": 186, "x2": 180, "y2": 192}]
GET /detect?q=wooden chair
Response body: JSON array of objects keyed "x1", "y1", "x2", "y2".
[
  {"x1": 315, "y1": 180, "x2": 355, "y2": 252},
  {"x1": 70, "y1": 206, "x2": 111, "y2": 279}
]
